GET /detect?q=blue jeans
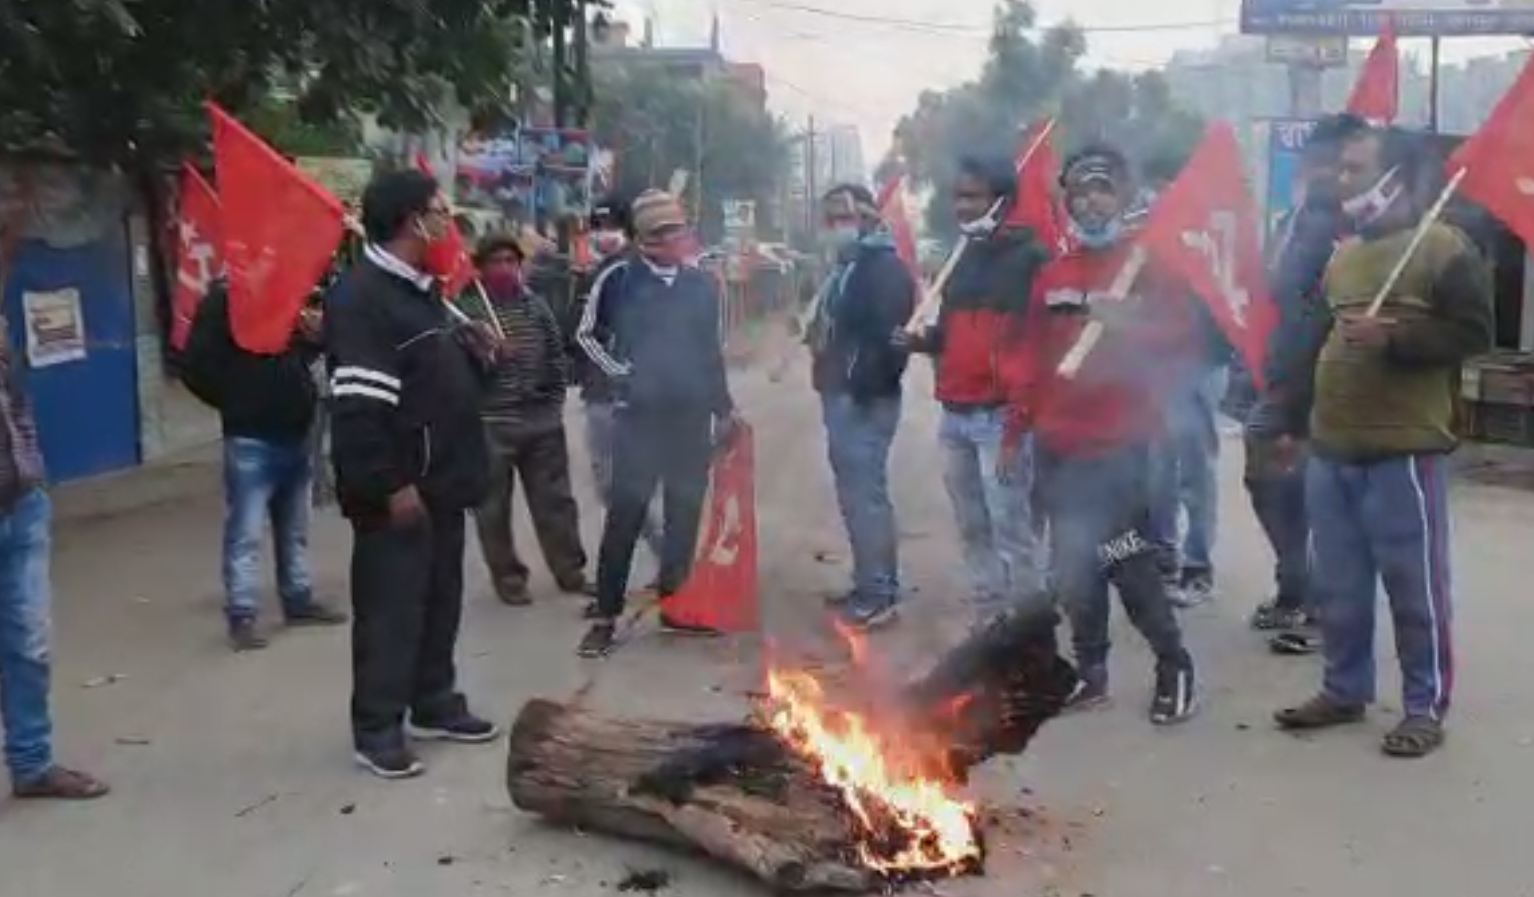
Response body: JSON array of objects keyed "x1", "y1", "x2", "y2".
[
  {"x1": 1149, "y1": 366, "x2": 1226, "y2": 573},
  {"x1": 939, "y1": 407, "x2": 1044, "y2": 617},
  {"x1": 222, "y1": 436, "x2": 315, "y2": 622},
  {"x1": 1308, "y1": 454, "x2": 1454, "y2": 720},
  {"x1": 0, "y1": 488, "x2": 55, "y2": 783},
  {"x1": 820, "y1": 393, "x2": 901, "y2": 604},
  {"x1": 583, "y1": 400, "x2": 663, "y2": 561}
]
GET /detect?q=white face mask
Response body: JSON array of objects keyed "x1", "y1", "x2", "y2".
[
  {"x1": 1341, "y1": 166, "x2": 1404, "y2": 228},
  {"x1": 957, "y1": 196, "x2": 1006, "y2": 238}
]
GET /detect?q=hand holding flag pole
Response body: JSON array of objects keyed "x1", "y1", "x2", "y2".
[
  {"x1": 1363, "y1": 167, "x2": 1467, "y2": 317},
  {"x1": 1056, "y1": 245, "x2": 1149, "y2": 377}
]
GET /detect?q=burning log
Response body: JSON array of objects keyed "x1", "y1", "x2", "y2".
[{"x1": 506, "y1": 606, "x2": 1076, "y2": 893}]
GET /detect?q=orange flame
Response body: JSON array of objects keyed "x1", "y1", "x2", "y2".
[{"x1": 766, "y1": 668, "x2": 980, "y2": 873}]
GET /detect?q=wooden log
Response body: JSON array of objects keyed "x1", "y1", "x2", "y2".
[{"x1": 506, "y1": 699, "x2": 882, "y2": 892}]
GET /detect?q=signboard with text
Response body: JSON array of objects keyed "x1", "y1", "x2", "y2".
[
  {"x1": 1242, "y1": 0, "x2": 1534, "y2": 36},
  {"x1": 1264, "y1": 118, "x2": 1317, "y2": 240}
]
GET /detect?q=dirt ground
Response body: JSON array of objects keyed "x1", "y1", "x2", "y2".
[{"x1": 4, "y1": 345, "x2": 1534, "y2": 897}]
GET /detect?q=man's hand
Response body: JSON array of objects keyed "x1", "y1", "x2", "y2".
[
  {"x1": 297, "y1": 308, "x2": 323, "y2": 342},
  {"x1": 387, "y1": 484, "x2": 427, "y2": 528},
  {"x1": 1266, "y1": 435, "x2": 1305, "y2": 475},
  {"x1": 891, "y1": 325, "x2": 925, "y2": 351},
  {"x1": 459, "y1": 320, "x2": 503, "y2": 365},
  {"x1": 996, "y1": 439, "x2": 1023, "y2": 484},
  {"x1": 715, "y1": 410, "x2": 746, "y2": 450},
  {"x1": 1338, "y1": 312, "x2": 1396, "y2": 349}
]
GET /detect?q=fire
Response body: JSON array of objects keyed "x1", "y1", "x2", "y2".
[{"x1": 766, "y1": 667, "x2": 981, "y2": 874}]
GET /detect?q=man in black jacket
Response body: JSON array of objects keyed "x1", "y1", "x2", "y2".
[
  {"x1": 807, "y1": 183, "x2": 917, "y2": 629},
  {"x1": 326, "y1": 169, "x2": 500, "y2": 779},
  {"x1": 575, "y1": 189, "x2": 743, "y2": 657},
  {"x1": 1244, "y1": 113, "x2": 1364, "y2": 651},
  {"x1": 182, "y1": 279, "x2": 348, "y2": 652}
]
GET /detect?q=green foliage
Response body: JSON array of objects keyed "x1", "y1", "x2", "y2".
[
  {"x1": 588, "y1": 60, "x2": 787, "y2": 242},
  {"x1": 888, "y1": 0, "x2": 1204, "y2": 239},
  {"x1": 0, "y1": 0, "x2": 598, "y2": 166}
]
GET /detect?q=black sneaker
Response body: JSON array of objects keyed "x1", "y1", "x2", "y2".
[
  {"x1": 228, "y1": 619, "x2": 269, "y2": 652},
  {"x1": 1251, "y1": 599, "x2": 1305, "y2": 631},
  {"x1": 1150, "y1": 662, "x2": 1198, "y2": 725},
  {"x1": 659, "y1": 614, "x2": 723, "y2": 636},
  {"x1": 408, "y1": 711, "x2": 500, "y2": 744},
  {"x1": 840, "y1": 599, "x2": 899, "y2": 632},
  {"x1": 1064, "y1": 667, "x2": 1110, "y2": 712},
  {"x1": 354, "y1": 743, "x2": 425, "y2": 780},
  {"x1": 285, "y1": 601, "x2": 350, "y2": 626},
  {"x1": 1171, "y1": 569, "x2": 1214, "y2": 609},
  {"x1": 578, "y1": 621, "x2": 616, "y2": 657}
]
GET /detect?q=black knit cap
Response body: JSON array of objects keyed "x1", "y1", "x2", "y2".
[
  {"x1": 1059, "y1": 144, "x2": 1134, "y2": 193},
  {"x1": 590, "y1": 191, "x2": 634, "y2": 235}
]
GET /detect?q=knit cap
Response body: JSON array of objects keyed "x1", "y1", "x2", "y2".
[{"x1": 631, "y1": 189, "x2": 687, "y2": 239}]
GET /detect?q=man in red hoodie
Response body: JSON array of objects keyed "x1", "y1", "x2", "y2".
[{"x1": 1004, "y1": 145, "x2": 1198, "y2": 725}]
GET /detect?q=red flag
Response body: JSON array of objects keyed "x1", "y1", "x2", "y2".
[
  {"x1": 1449, "y1": 55, "x2": 1534, "y2": 248},
  {"x1": 1347, "y1": 19, "x2": 1399, "y2": 125},
  {"x1": 876, "y1": 175, "x2": 921, "y2": 280},
  {"x1": 208, "y1": 103, "x2": 346, "y2": 354},
  {"x1": 170, "y1": 163, "x2": 222, "y2": 351},
  {"x1": 1136, "y1": 123, "x2": 1277, "y2": 384},
  {"x1": 1005, "y1": 119, "x2": 1067, "y2": 253},
  {"x1": 663, "y1": 426, "x2": 760, "y2": 633},
  {"x1": 413, "y1": 153, "x2": 476, "y2": 296}
]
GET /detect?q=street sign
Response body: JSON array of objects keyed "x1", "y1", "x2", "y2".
[
  {"x1": 1264, "y1": 35, "x2": 1348, "y2": 67},
  {"x1": 1242, "y1": 0, "x2": 1534, "y2": 37}
]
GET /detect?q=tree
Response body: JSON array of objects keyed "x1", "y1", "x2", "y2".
[
  {"x1": 0, "y1": 0, "x2": 595, "y2": 166},
  {"x1": 887, "y1": 0, "x2": 1203, "y2": 239},
  {"x1": 588, "y1": 61, "x2": 787, "y2": 243}
]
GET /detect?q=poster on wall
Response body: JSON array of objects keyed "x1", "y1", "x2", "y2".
[
  {"x1": 1265, "y1": 117, "x2": 1317, "y2": 240},
  {"x1": 22, "y1": 288, "x2": 87, "y2": 367},
  {"x1": 1241, "y1": 0, "x2": 1534, "y2": 36},
  {"x1": 453, "y1": 126, "x2": 594, "y2": 222}
]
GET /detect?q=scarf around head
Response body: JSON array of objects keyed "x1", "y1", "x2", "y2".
[{"x1": 805, "y1": 226, "x2": 897, "y2": 351}]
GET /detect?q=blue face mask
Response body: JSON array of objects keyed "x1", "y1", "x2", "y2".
[
  {"x1": 822, "y1": 224, "x2": 860, "y2": 250},
  {"x1": 1069, "y1": 214, "x2": 1124, "y2": 250}
]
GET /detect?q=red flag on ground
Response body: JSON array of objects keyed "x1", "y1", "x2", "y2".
[
  {"x1": 663, "y1": 426, "x2": 760, "y2": 633},
  {"x1": 1449, "y1": 55, "x2": 1534, "y2": 248},
  {"x1": 413, "y1": 153, "x2": 476, "y2": 296},
  {"x1": 1347, "y1": 19, "x2": 1400, "y2": 125},
  {"x1": 208, "y1": 103, "x2": 346, "y2": 354},
  {"x1": 1135, "y1": 123, "x2": 1277, "y2": 384},
  {"x1": 170, "y1": 163, "x2": 222, "y2": 351},
  {"x1": 876, "y1": 175, "x2": 921, "y2": 281},
  {"x1": 1005, "y1": 119, "x2": 1067, "y2": 253}
]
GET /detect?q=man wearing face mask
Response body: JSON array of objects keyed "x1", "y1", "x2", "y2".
[
  {"x1": 571, "y1": 194, "x2": 666, "y2": 567},
  {"x1": 465, "y1": 234, "x2": 590, "y2": 606},
  {"x1": 327, "y1": 169, "x2": 500, "y2": 779},
  {"x1": 806, "y1": 184, "x2": 917, "y2": 630},
  {"x1": 1242, "y1": 113, "x2": 1365, "y2": 652},
  {"x1": 900, "y1": 155, "x2": 1051, "y2": 625},
  {"x1": 576, "y1": 189, "x2": 744, "y2": 657},
  {"x1": 1272, "y1": 126, "x2": 1491, "y2": 759},
  {"x1": 1002, "y1": 145, "x2": 1200, "y2": 726}
]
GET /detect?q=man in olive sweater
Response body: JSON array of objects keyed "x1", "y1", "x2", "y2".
[{"x1": 1272, "y1": 126, "x2": 1492, "y2": 759}]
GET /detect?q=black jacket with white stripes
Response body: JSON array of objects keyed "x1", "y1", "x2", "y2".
[
  {"x1": 325, "y1": 247, "x2": 491, "y2": 521},
  {"x1": 574, "y1": 253, "x2": 734, "y2": 417}
]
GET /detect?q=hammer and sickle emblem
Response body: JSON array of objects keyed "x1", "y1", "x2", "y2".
[{"x1": 708, "y1": 494, "x2": 742, "y2": 566}]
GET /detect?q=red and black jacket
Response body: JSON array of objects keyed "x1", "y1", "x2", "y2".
[
  {"x1": 1001, "y1": 242, "x2": 1201, "y2": 458},
  {"x1": 910, "y1": 227, "x2": 1049, "y2": 408}
]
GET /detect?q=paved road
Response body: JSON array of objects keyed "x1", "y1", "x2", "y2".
[{"x1": 4, "y1": 351, "x2": 1534, "y2": 897}]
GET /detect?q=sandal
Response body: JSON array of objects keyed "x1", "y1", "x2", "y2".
[
  {"x1": 13, "y1": 765, "x2": 110, "y2": 800},
  {"x1": 1274, "y1": 694, "x2": 1366, "y2": 730},
  {"x1": 1381, "y1": 715, "x2": 1445, "y2": 758}
]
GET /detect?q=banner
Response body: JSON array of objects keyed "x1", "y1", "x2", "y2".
[
  {"x1": 1241, "y1": 0, "x2": 1534, "y2": 36},
  {"x1": 1264, "y1": 118, "x2": 1317, "y2": 239},
  {"x1": 662, "y1": 426, "x2": 760, "y2": 633}
]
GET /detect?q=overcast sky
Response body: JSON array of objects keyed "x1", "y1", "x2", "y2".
[{"x1": 608, "y1": 0, "x2": 1524, "y2": 162}]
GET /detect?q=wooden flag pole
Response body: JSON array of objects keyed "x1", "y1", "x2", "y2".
[
  {"x1": 473, "y1": 280, "x2": 507, "y2": 339},
  {"x1": 1055, "y1": 244, "x2": 1149, "y2": 377},
  {"x1": 1364, "y1": 167, "x2": 1466, "y2": 317},
  {"x1": 902, "y1": 119, "x2": 1059, "y2": 334}
]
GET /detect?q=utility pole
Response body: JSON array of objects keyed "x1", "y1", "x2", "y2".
[
  {"x1": 574, "y1": 0, "x2": 590, "y2": 128},
  {"x1": 803, "y1": 115, "x2": 818, "y2": 238}
]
